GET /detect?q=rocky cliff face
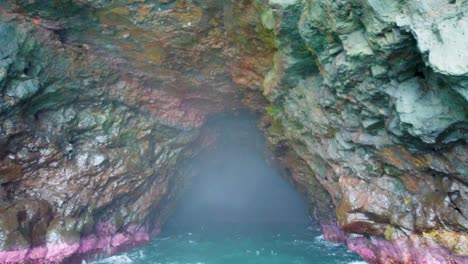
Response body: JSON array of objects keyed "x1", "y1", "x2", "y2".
[
  {"x1": 0, "y1": 0, "x2": 466, "y2": 263},
  {"x1": 248, "y1": 0, "x2": 468, "y2": 263},
  {"x1": 0, "y1": 1, "x2": 243, "y2": 262}
]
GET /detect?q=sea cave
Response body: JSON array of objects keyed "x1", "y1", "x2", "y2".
[{"x1": 0, "y1": 1, "x2": 467, "y2": 264}]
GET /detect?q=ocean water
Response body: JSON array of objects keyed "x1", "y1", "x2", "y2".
[
  {"x1": 92, "y1": 113, "x2": 366, "y2": 264},
  {"x1": 91, "y1": 224, "x2": 365, "y2": 264}
]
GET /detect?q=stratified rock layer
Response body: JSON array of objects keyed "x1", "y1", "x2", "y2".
[
  {"x1": 0, "y1": 0, "x2": 243, "y2": 262},
  {"x1": 244, "y1": 0, "x2": 467, "y2": 263},
  {"x1": 0, "y1": 0, "x2": 467, "y2": 263}
]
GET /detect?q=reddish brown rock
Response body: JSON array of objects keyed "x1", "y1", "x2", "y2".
[{"x1": 0, "y1": 1, "x2": 467, "y2": 264}]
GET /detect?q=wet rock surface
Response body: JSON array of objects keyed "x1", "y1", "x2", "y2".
[
  {"x1": 0, "y1": 0, "x2": 467, "y2": 263},
  {"x1": 248, "y1": 0, "x2": 467, "y2": 263},
  {"x1": 0, "y1": 0, "x2": 245, "y2": 262}
]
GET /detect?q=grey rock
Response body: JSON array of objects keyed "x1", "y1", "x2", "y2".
[
  {"x1": 391, "y1": 78, "x2": 465, "y2": 143},
  {"x1": 6, "y1": 79, "x2": 40, "y2": 101},
  {"x1": 0, "y1": 23, "x2": 17, "y2": 60},
  {"x1": 395, "y1": 0, "x2": 468, "y2": 77},
  {"x1": 257, "y1": 0, "x2": 468, "y2": 259},
  {"x1": 340, "y1": 31, "x2": 374, "y2": 58}
]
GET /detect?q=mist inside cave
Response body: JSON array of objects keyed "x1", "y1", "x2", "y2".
[
  {"x1": 93, "y1": 112, "x2": 363, "y2": 263},
  {"x1": 1, "y1": 0, "x2": 465, "y2": 263},
  {"x1": 167, "y1": 111, "x2": 310, "y2": 228}
]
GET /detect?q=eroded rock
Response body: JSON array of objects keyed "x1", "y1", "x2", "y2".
[
  {"x1": 251, "y1": 0, "x2": 467, "y2": 263},
  {"x1": 0, "y1": 1, "x2": 248, "y2": 262},
  {"x1": 0, "y1": 0, "x2": 466, "y2": 263}
]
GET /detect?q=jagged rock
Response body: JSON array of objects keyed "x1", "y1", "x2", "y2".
[
  {"x1": 0, "y1": 0, "x2": 466, "y2": 263},
  {"x1": 0, "y1": 23, "x2": 17, "y2": 59},
  {"x1": 6, "y1": 79, "x2": 40, "y2": 102},
  {"x1": 250, "y1": 0, "x2": 467, "y2": 262},
  {"x1": 340, "y1": 31, "x2": 374, "y2": 58},
  {"x1": 388, "y1": 77, "x2": 466, "y2": 143},
  {"x1": 0, "y1": 0, "x2": 244, "y2": 262}
]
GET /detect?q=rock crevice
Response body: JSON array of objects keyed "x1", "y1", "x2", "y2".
[{"x1": 0, "y1": 0, "x2": 466, "y2": 263}]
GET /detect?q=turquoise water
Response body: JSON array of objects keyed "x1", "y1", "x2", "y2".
[
  {"x1": 92, "y1": 224, "x2": 365, "y2": 264},
  {"x1": 92, "y1": 113, "x2": 365, "y2": 264}
]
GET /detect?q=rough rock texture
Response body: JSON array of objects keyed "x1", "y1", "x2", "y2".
[
  {"x1": 0, "y1": 0, "x2": 467, "y2": 263},
  {"x1": 0, "y1": 0, "x2": 244, "y2": 262},
  {"x1": 243, "y1": 0, "x2": 468, "y2": 263}
]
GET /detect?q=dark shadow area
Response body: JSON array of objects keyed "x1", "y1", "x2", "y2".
[
  {"x1": 92, "y1": 112, "x2": 365, "y2": 263},
  {"x1": 166, "y1": 111, "x2": 311, "y2": 229}
]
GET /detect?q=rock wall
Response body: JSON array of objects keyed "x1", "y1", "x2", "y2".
[
  {"x1": 0, "y1": 0, "x2": 467, "y2": 263},
  {"x1": 241, "y1": 0, "x2": 467, "y2": 263},
  {"x1": 0, "y1": 1, "x2": 243, "y2": 262}
]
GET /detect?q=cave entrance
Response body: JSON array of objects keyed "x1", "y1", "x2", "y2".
[
  {"x1": 93, "y1": 111, "x2": 363, "y2": 263},
  {"x1": 166, "y1": 111, "x2": 311, "y2": 231}
]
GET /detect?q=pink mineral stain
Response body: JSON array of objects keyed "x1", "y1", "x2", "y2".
[
  {"x1": 111, "y1": 233, "x2": 131, "y2": 247},
  {"x1": 45, "y1": 243, "x2": 80, "y2": 261},
  {"x1": 134, "y1": 232, "x2": 150, "y2": 243},
  {"x1": 78, "y1": 235, "x2": 99, "y2": 254},
  {"x1": 0, "y1": 249, "x2": 28, "y2": 263},
  {"x1": 26, "y1": 246, "x2": 47, "y2": 260},
  {"x1": 320, "y1": 222, "x2": 347, "y2": 243}
]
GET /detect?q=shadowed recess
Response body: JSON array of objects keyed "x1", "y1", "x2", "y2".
[
  {"x1": 90, "y1": 112, "x2": 364, "y2": 263},
  {"x1": 167, "y1": 111, "x2": 311, "y2": 228}
]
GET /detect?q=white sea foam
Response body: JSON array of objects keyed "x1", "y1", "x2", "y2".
[
  {"x1": 313, "y1": 235, "x2": 341, "y2": 248},
  {"x1": 314, "y1": 235, "x2": 325, "y2": 241},
  {"x1": 348, "y1": 261, "x2": 368, "y2": 264},
  {"x1": 307, "y1": 226, "x2": 321, "y2": 232},
  {"x1": 91, "y1": 254, "x2": 134, "y2": 264}
]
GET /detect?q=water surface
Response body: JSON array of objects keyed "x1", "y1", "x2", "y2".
[
  {"x1": 93, "y1": 113, "x2": 365, "y2": 264},
  {"x1": 92, "y1": 223, "x2": 365, "y2": 264}
]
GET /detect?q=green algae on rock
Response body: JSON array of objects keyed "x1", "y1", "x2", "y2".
[
  {"x1": 0, "y1": 0, "x2": 467, "y2": 263},
  {"x1": 252, "y1": 0, "x2": 467, "y2": 262}
]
